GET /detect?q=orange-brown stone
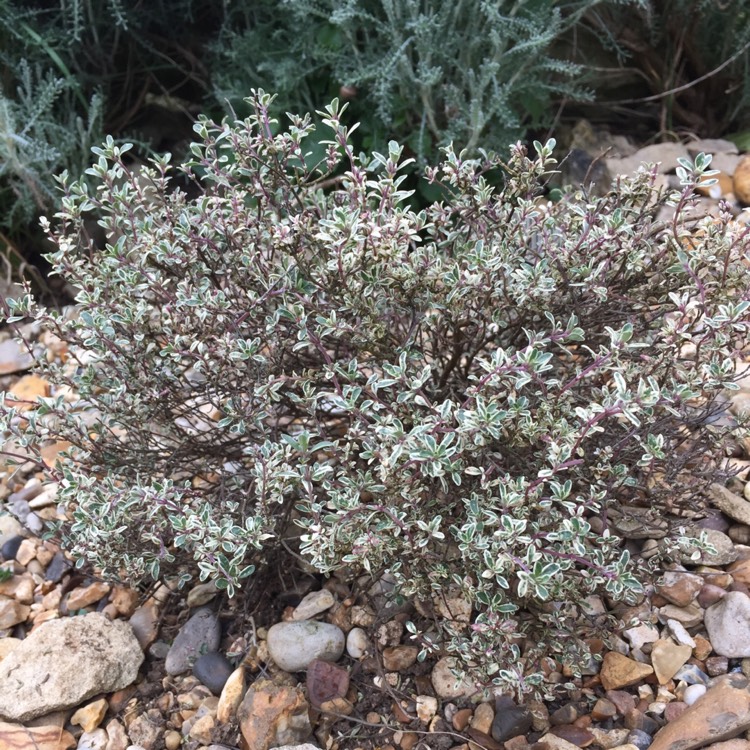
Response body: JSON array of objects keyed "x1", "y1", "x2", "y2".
[
  {"x1": 5, "y1": 375, "x2": 50, "y2": 412},
  {"x1": 237, "y1": 679, "x2": 311, "y2": 750},
  {"x1": 66, "y1": 582, "x2": 111, "y2": 611},
  {"x1": 600, "y1": 652, "x2": 654, "y2": 691},
  {"x1": 734, "y1": 155, "x2": 750, "y2": 204}
]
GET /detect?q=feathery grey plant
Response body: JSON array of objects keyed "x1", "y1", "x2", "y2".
[
  {"x1": 0, "y1": 60, "x2": 103, "y2": 232},
  {"x1": 212, "y1": 0, "x2": 615, "y2": 161}
]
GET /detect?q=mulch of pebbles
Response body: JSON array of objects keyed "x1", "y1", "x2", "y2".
[{"x1": 1, "y1": 132, "x2": 750, "y2": 750}]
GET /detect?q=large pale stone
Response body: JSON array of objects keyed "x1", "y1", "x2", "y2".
[
  {"x1": 705, "y1": 592, "x2": 750, "y2": 657},
  {"x1": 0, "y1": 613, "x2": 143, "y2": 722},
  {"x1": 649, "y1": 677, "x2": 750, "y2": 750},
  {"x1": 266, "y1": 620, "x2": 344, "y2": 672}
]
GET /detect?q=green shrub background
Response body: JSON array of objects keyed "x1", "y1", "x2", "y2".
[{"x1": 2, "y1": 0, "x2": 749, "y2": 250}]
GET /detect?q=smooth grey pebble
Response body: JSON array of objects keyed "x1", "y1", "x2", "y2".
[
  {"x1": 45, "y1": 551, "x2": 72, "y2": 583},
  {"x1": 165, "y1": 606, "x2": 221, "y2": 676},
  {"x1": 1, "y1": 535, "x2": 24, "y2": 561},
  {"x1": 193, "y1": 651, "x2": 234, "y2": 695}
]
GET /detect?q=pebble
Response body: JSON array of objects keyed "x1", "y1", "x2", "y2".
[
  {"x1": 346, "y1": 627, "x2": 369, "y2": 659},
  {"x1": 626, "y1": 729, "x2": 652, "y2": 750},
  {"x1": 165, "y1": 607, "x2": 221, "y2": 676},
  {"x1": 0, "y1": 512, "x2": 24, "y2": 544},
  {"x1": 665, "y1": 619, "x2": 695, "y2": 648},
  {"x1": 129, "y1": 600, "x2": 161, "y2": 650},
  {"x1": 67, "y1": 582, "x2": 111, "y2": 611},
  {"x1": 732, "y1": 526, "x2": 750, "y2": 547},
  {"x1": 416, "y1": 696, "x2": 437, "y2": 723},
  {"x1": 430, "y1": 657, "x2": 475, "y2": 700},
  {"x1": 237, "y1": 679, "x2": 311, "y2": 748},
  {"x1": 692, "y1": 635, "x2": 713, "y2": 661},
  {"x1": 550, "y1": 704, "x2": 578, "y2": 725},
  {"x1": 538, "y1": 733, "x2": 584, "y2": 750},
  {"x1": 728, "y1": 558, "x2": 750, "y2": 587},
  {"x1": 492, "y1": 696, "x2": 532, "y2": 743},
  {"x1": 0, "y1": 339, "x2": 33, "y2": 374},
  {"x1": 679, "y1": 528, "x2": 738, "y2": 566},
  {"x1": 266, "y1": 620, "x2": 345, "y2": 672},
  {"x1": 5, "y1": 497, "x2": 31, "y2": 528},
  {"x1": 650, "y1": 639, "x2": 692, "y2": 684},
  {"x1": 382, "y1": 645, "x2": 418, "y2": 671},
  {"x1": 77, "y1": 728, "x2": 108, "y2": 750},
  {"x1": 705, "y1": 656, "x2": 729, "y2": 676},
  {"x1": 71, "y1": 698, "x2": 108, "y2": 732},
  {"x1": 606, "y1": 690, "x2": 636, "y2": 716},
  {"x1": 148, "y1": 641, "x2": 170, "y2": 660},
  {"x1": 656, "y1": 572, "x2": 703, "y2": 607},
  {"x1": 109, "y1": 586, "x2": 138, "y2": 616},
  {"x1": 658, "y1": 603, "x2": 704, "y2": 629},
  {"x1": 453, "y1": 707, "x2": 473, "y2": 731},
  {"x1": 104, "y1": 719, "x2": 128, "y2": 750},
  {"x1": 0, "y1": 599, "x2": 30, "y2": 629},
  {"x1": 471, "y1": 702, "x2": 494, "y2": 734},
  {"x1": 24, "y1": 512, "x2": 43, "y2": 535},
  {"x1": 623, "y1": 623, "x2": 659, "y2": 651},
  {"x1": 376, "y1": 619, "x2": 403, "y2": 647},
  {"x1": 15, "y1": 538, "x2": 36, "y2": 566},
  {"x1": 217, "y1": 665, "x2": 245, "y2": 723},
  {"x1": 432, "y1": 586, "x2": 472, "y2": 624},
  {"x1": 708, "y1": 483, "x2": 750, "y2": 525},
  {"x1": 306, "y1": 658, "x2": 349, "y2": 708},
  {"x1": 193, "y1": 651, "x2": 234, "y2": 695},
  {"x1": 0, "y1": 535, "x2": 24, "y2": 562},
  {"x1": 188, "y1": 714, "x2": 216, "y2": 743},
  {"x1": 45, "y1": 551, "x2": 72, "y2": 583},
  {"x1": 186, "y1": 581, "x2": 219, "y2": 608},
  {"x1": 672, "y1": 664, "x2": 709, "y2": 685},
  {"x1": 592, "y1": 698, "x2": 617, "y2": 720},
  {"x1": 128, "y1": 709, "x2": 162, "y2": 748},
  {"x1": 553, "y1": 725, "x2": 596, "y2": 746},
  {"x1": 683, "y1": 683, "x2": 707, "y2": 705},
  {"x1": 527, "y1": 699, "x2": 550, "y2": 733},
  {"x1": 600, "y1": 652, "x2": 655, "y2": 690},
  {"x1": 291, "y1": 589, "x2": 335, "y2": 620}
]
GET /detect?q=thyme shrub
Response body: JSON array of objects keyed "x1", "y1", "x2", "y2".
[{"x1": 3, "y1": 91, "x2": 749, "y2": 695}]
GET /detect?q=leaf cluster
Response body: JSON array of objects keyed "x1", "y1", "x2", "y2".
[{"x1": 2, "y1": 92, "x2": 749, "y2": 696}]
